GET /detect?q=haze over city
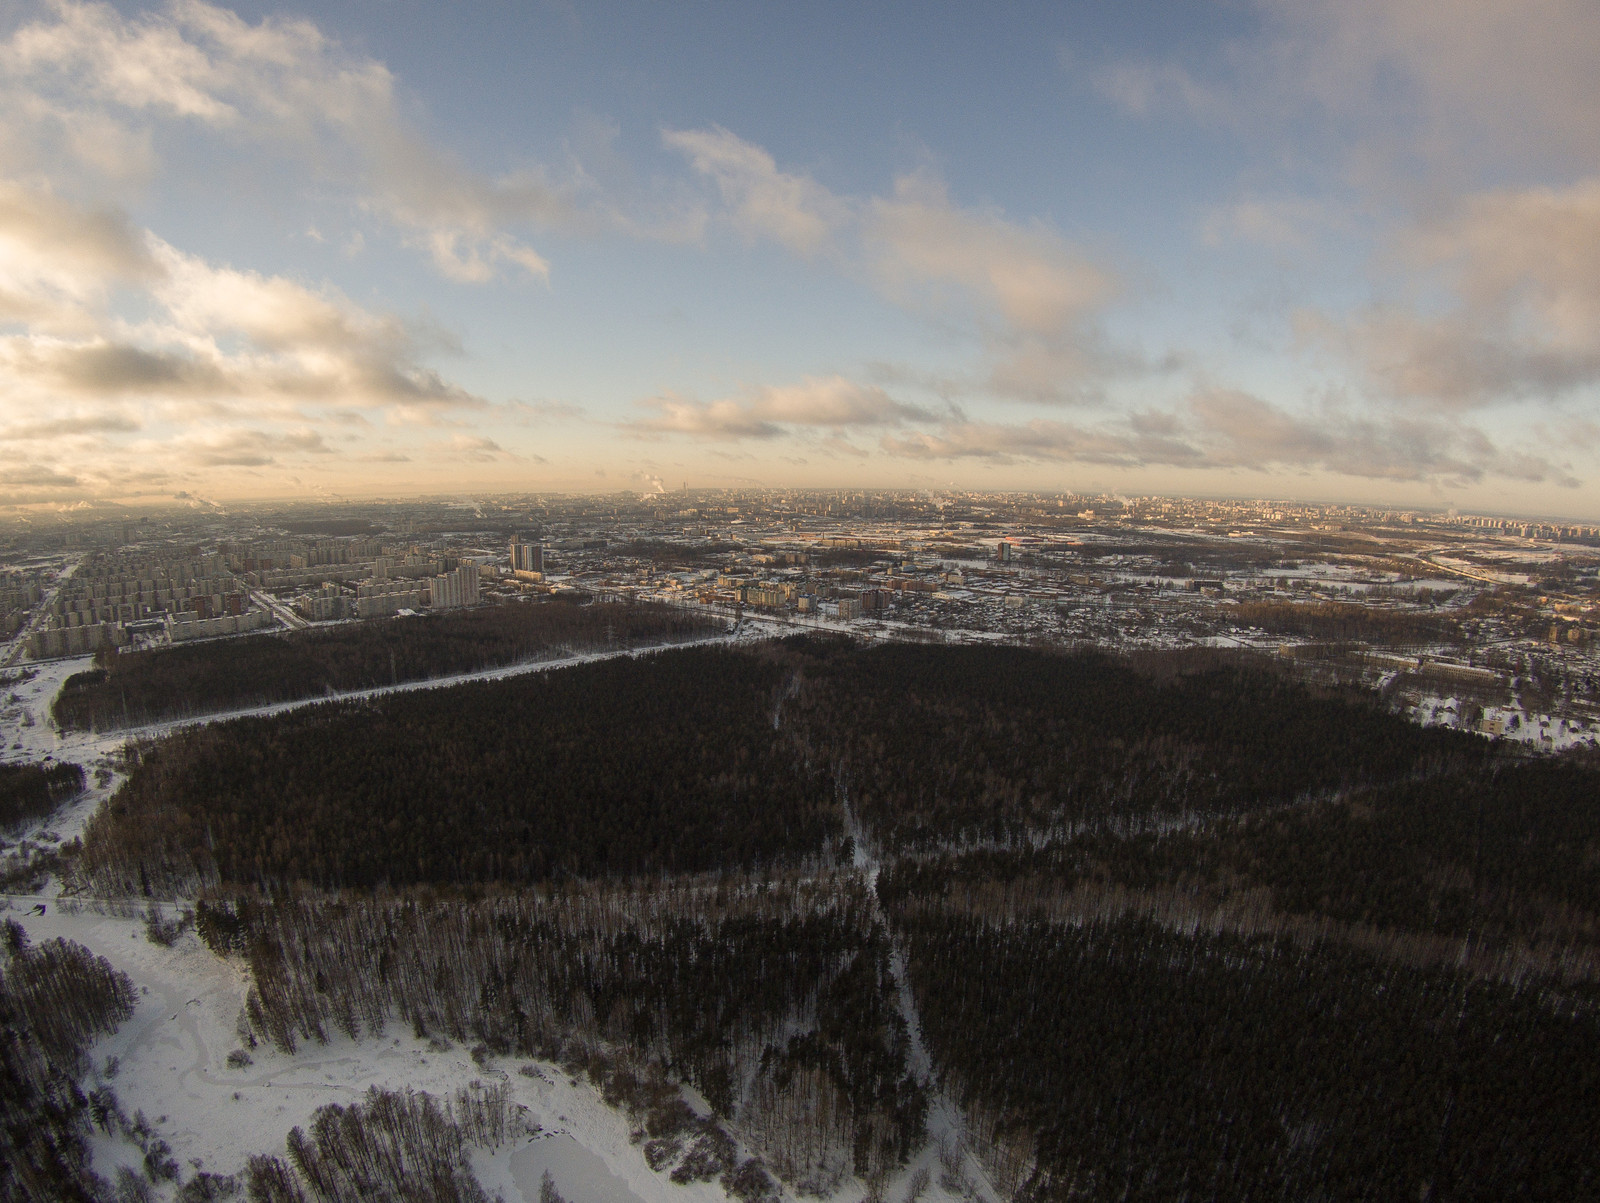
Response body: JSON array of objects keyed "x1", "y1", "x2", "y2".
[{"x1": 4, "y1": 0, "x2": 1599, "y2": 517}]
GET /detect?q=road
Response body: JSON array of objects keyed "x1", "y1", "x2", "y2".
[
  {"x1": 30, "y1": 630, "x2": 742, "y2": 773},
  {"x1": 1, "y1": 558, "x2": 79, "y2": 668},
  {"x1": 248, "y1": 587, "x2": 310, "y2": 630}
]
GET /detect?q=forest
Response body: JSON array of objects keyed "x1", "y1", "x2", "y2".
[
  {"x1": 77, "y1": 640, "x2": 1492, "y2": 895},
  {"x1": 1224, "y1": 599, "x2": 1458, "y2": 646},
  {"x1": 0, "y1": 921, "x2": 138, "y2": 1200},
  {"x1": 785, "y1": 640, "x2": 1481, "y2": 852},
  {"x1": 81, "y1": 646, "x2": 840, "y2": 895},
  {"x1": 898, "y1": 914, "x2": 1599, "y2": 1201},
  {"x1": 876, "y1": 758, "x2": 1600, "y2": 956},
  {"x1": 0, "y1": 760, "x2": 84, "y2": 833},
  {"x1": 57, "y1": 638, "x2": 1600, "y2": 1199},
  {"x1": 201, "y1": 874, "x2": 922, "y2": 1195},
  {"x1": 52, "y1": 598, "x2": 721, "y2": 731}
]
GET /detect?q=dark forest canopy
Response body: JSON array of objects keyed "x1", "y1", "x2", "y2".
[
  {"x1": 900, "y1": 914, "x2": 1599, "y2": 1201},
  {"x1": 1225, "y1": 599, "x2": 1457, "y2": 645},
  {"x1": 69, "y1": 636, "x2": 1600, "y2": 1200},
  {"x1": 85, "y1": 638, "x2": 1491, "y2": 896},
  {"x1": 788, "y1": 640, "x2": 1482, "y2": 852},
  {"x1": 0, "y1": 761, "x2": 84, "y2": 833},
  {"x1": 882, "y1": 759, "x2": 1600, "y2": 952},
  {"x1": 53, "y1": 599, "x2": 722, "y2": 731},
  {"x1": 83, "y1": 645, "x2": 839, "y2": 894}
]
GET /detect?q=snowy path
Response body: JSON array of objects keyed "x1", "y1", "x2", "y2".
[{"x1": 840, "y1": 783, "x2": 1000, "y2": 1203}]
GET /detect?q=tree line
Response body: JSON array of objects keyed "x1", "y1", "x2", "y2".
[
  {"x1": 53, "y1": 598, "x2": 722, "y2": 731},
  {"x1": 1225, "y1": 599, "x2": 1458, "y2": 647},
  {"x1": 246, "y1": 1082, "x2": 516, "y2": 1202}
]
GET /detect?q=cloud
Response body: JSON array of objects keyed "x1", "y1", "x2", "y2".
[
  {"x1": 0, "y1": 179, "x2": 160, "y2": 331},
  {"x1": 0, "y1": 465, "x2": 81, "y2": 487},
  {"x1": 0, "y1": 173, "x2": 489, "y2": 499},
  {"x1": 1303, "y1": 178, "x2": 1600, "y2": 406},
  {"x1": 1093, "y1": 0, "x2": 1600, "y2": 178},
  {"x1": 881, "y1": 417, "x2": 1202, "y2": 468},
  {"x1": 1201, "y1": 195, "x2": 1347, "y2": 251},
  {"x1": 498, "y1": 398, "x2": 583, "y2": 424},
  {"x1": 444, "y1": 433, "x2": 516, "y2": 462},
  {"x1": 668, "y1": 129, "x2": 1127, "y2": 403},
  {"x1": 880, "y1": 388, "x2": 1577, "y2": 487},
  {"x1": 872, "y1": 193, "x2": 1112, "y2": 335},
  {"x1": 1, "y1": 223, "x2": 485, "y2": 416},
  {"x1": 630, "y1": 376, "x2": 932, "y2": 440},
  {"x1": 0, "y1": 411, "x2": 141, "y2": 439},
  {"x1": 178, "y1": 426, "x2": 329, "y2": 467},
  {"x1": 0, "y1": 0, "x2": 582, "y2": 282},
  {"x1": 1186, "y1": 389, "x2": 1574, "y2": 484},
  {"x1": 662, "y1": 126, "x2": 850, "y2": 257}
]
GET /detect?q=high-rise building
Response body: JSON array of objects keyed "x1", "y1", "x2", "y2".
[
  {"x1": 429, "y1": 563, "x2": 481, "y2": 610},
  {"x1": 509, "y1": 537, "x2": 543, "y2": 574}
]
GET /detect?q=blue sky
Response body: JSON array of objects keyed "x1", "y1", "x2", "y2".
[{"x1": 2, "y1": 0, "x2": 1598, "y2": 517}]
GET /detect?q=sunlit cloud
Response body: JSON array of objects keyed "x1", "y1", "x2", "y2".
[
  {"x1": 879, "y1": 389, "x2": 1578, "y2": 488},
  {"x1": 629, "y1": 376, "x2": 933, "y2": 441},
  {"x1": 1303, "y1": 179, "x2": 1600, "y2": 406}
]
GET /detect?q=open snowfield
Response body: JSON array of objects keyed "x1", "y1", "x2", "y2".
[{"x1": 3, "y1": 899, "x2": 734, "y2": 1202}]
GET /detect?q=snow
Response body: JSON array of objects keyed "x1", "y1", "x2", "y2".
[
  {"x1": 4, "y1": 897, "x2": 994, "y2": 1203},
  {"x1": 3, "y1": 901, "x2": 728, "y2": 1202}
]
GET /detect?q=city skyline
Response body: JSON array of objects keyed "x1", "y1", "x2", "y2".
[{"x1": 4, "y1": 1, "x2": 1600, "y2": 519}]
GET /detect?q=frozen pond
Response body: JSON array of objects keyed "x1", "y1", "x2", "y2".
[{"x1": 510, "y1": 1132, "x2": 651, "y2": 1203}]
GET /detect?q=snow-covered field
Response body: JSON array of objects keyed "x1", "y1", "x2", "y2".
[{"x1": 4, "y1": 900, "x2": 733, "y2": 1202}]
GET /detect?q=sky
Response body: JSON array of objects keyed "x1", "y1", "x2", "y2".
[{"x1": 2, "y1": 0, "x2": 1599, "y2": 518}]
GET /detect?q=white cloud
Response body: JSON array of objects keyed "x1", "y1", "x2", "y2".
[
  {"x1": 0, "y1": 0, "x2": 573, "y2": 282},
  {"x1": 668, "y1": 129, "x2": 1127, "y2": 403},
  {"x1": 1302, "y1": 178, "x2": 1600, "y2": 406},
  {"x1": 866, "y1": 171, "x2": 1115, "y2": 337},
  {"x1": 878, "y1": 388, "x2": 1577, "y2": 487},
  {"x1": 0, "y1": 175, "x2": 488, "y2": 498},
  {"x1": 662, "y1": 126, "x2": 850, "y2": 257},
  {"x1": 0, "y1": 179, "x2": 158, "y2": 330},
  {"x1": 631, "y1": 376, "x2": 932, "y2": 440},
  {"x1": 177, "y1": 426, "x2": 329, "y2": 467},
  {"x1": 1094, "y1": 0, "x2": 1600, "y2": 178}
]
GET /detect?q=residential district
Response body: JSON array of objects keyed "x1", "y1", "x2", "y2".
[{"x1": 2, "y1": 490, "x2": 1598, "y2": 750}]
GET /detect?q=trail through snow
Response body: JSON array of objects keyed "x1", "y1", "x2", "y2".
[{"x1": 841, "y1": 783, "x2": 1001, "y2": 1203}]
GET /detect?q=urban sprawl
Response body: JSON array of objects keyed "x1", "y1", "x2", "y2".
[{"x1": 4, "y1": 490, "x2": 1598, "y2": 751}]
